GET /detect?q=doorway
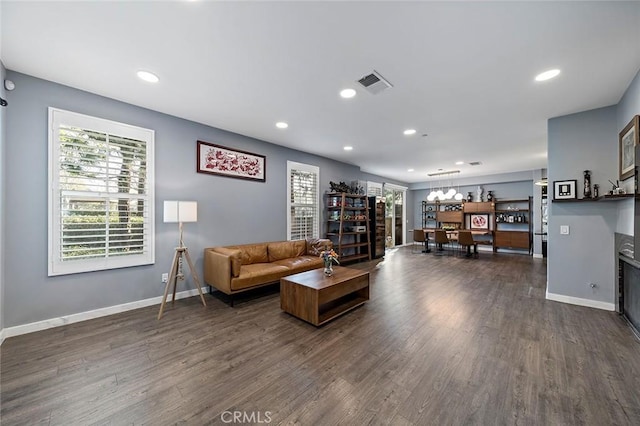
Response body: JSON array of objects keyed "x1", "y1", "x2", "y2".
[{"x1": 384, "y1": 184, "x2": 407, "y2": 247}]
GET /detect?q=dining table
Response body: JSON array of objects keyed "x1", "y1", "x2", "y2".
[{"x1": 422, "y1": 228, "x2": 492, "y2": 255}]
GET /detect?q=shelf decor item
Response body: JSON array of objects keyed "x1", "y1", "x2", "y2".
[
  {"x1": 197, "y1": 140, "x2": 266, "y2": 182},
  {"x1": 487, "y1": 190, "x2": 494, "y2": 201},
  {"x1": 583, "y1": 170, "x2": 592, "y2": 198},
  {"x1": 467, "y1": 192, "x2": 473, "y2": 202},
  {"x1": 593, "y1": 184, "x2": 599, "y2": 198},
  {"x1": 553, "y1": 179, "x2": 577, "y2": 200},
  {"x1": 319, "y1": 247, "x2": 339, "y2": 276},
  {"x1": 619, "y1": 115, "x2": 639, "y2": 181},
  {"x1": 470, "y1": 214, "x2": 489, "y2": 230}
]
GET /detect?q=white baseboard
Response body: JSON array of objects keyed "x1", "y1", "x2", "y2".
[
  {"x1": 1, "y1": 287, "x2": 208, "y2": 341},
  {"x1": 545, "y1": 289, "x2": 615, "y2": 311},
  {"x1": 533, "y1": 253, "x2": 544, "y2": 259}
]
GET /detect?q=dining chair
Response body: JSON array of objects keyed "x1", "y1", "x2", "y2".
[
  {"x1": 457, "y1": 230, "x2": 478, "y2": 258},
  {"x1": 434, "y1": 229, "x2": 454, "y2": 256},
  {"x1": 412, "y1": 229, "x2": 427, "y2": 253}
]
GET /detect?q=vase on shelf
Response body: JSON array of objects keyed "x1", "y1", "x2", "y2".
[
  {"x1": 487, "y1": 190, "x2": 494, "y2": 201},
  {"x1": 467, "y1": 192, "x2": 473, "y2": 202},
  {"x1": 323, "y1": 260, "x2": 334, "y2": 276},
  {"x1": 583, "y1": 170, "x2": 592, "y2": 198}
]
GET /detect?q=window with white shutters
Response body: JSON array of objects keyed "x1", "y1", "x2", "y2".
[
  {"x1": 367, "y1": 181, "x2": 383, "y2": 197},
  {"x1": 48, "y1": 108, "x2": 155, "y2": 276},
  {"x1": 287, "y1": 161, "x2": 319, "y2": 240}
]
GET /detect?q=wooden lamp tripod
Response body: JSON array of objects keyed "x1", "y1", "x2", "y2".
[{"x1": 158, "y1": 201, "x2": 206, "y2": 320}]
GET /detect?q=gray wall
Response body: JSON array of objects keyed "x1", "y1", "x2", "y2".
[
  {"x1": 3, "y1": 71, "x2": 406, "y2": 328},
  {"x1": 547, "y1": 106, "x2": 618, "y2": 304},
  {"x1": 0, "y1": 61, "x2": 6, "y2": 333},
  {"x1": 547, "y1": 67, "x2": 640, "y2": 308},
  {"x1": 615, "y1": 69, "x2": 640, "y2": 235}
]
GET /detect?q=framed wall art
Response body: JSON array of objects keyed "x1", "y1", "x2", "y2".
[
  {"x1": 470, "y1": 214, "x2": 489, "y2": 230},
  {"x1": 619, "y1": 115, "x2": 639, "y2": 181},
  {"x1": 553, "y1": 179, "x2": 577, "y2": 200},
  {"x1": 197, "y1": 140, "x2": 266, "y2": 182}
]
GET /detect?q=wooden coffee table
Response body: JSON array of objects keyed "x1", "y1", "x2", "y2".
[{"x1": 280, "y1": 266, "x2": 370, "y2": 326}]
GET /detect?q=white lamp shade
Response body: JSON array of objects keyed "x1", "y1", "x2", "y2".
[
  {"x1": 454, "y1": 192, "x2": 463, "y2": 201},
  {"x1": 164, "y1": 201, "x2": 198, "y2": 223}
]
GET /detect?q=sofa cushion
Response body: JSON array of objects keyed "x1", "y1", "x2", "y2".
[
  {"x1": 230, "y1": 263, "x2": 289, "y2": 291},
  {"x1": 273, "y1": 255, "x2": 324, "y2": 273},
  {"x1": 306, "y1": 238, "x2": 331, "y2": 256},
  {"x1": 268, "y1": 240, "x2": 306, "y2": 262},
  {"x1": 228, "y1": 243, "x2": 268, "y2": 265}
]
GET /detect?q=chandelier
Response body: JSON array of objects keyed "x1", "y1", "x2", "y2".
[{"x1": 426, "y1": 170, "x2": 463, "y2": 201}]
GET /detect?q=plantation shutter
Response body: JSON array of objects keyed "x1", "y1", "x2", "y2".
[
  {"x1": 287, "y1": 161, "x2": 319, "y2": 240},
  {"x1": 48, "y1": 108, "x2": 155, "y2": 276},
  {"x1": 367, "y1": 181, "x2": 383, "y2": 197}
]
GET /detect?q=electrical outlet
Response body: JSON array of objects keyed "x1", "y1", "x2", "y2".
[
  {"x1": 560, "y1": 225, "x2": 569, "y2": 235},
  {"x1": 161, "y1": 273, "x2": 168, "y2": 283}
]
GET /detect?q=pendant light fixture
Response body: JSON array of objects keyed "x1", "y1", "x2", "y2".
[{"x1": 426, "y1": 170, "x2": 463, "y2": 202}]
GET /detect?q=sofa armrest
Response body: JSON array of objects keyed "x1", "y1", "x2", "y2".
[{"x1": 204, "y1": 248, "x2": 234, "y2": 295}]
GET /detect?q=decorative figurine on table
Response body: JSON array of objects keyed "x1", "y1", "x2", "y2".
[
  {"x1": 583, "y1": 170, "x2": 592, "y2": 198},
  {"x1": 593, "y1": 184, "x2": 599, "y2": 198},
  {"x1": 467, "y1": 192, "x2": 473, "y2": 202},
  {"x1": 477, "y1": 186, "x2": 484, "y2": 202},
  {"x1": 319, "y1": 247, "x2": 339, "y2": 276},
  {"x1": 487, "y1": 190, "x2": 494, "y2": 202}
]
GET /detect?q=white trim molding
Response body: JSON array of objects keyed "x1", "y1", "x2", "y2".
[
  {"x1": 546, "y1": 289, "x2": 615, "y2": 311},
  {"x1": 0, "y1": 328, "x2": 5, "y2": 346},
  {"x1": 533, "y1": 253, "x2": 544, "y2": 259},
  {"x1": 1, "y1": 287, "x2": 208, "y2": 341}
]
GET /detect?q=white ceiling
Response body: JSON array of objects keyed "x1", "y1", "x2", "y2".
[{"x1": 2, "y1": 1, "x2": 640, "y2": 183}]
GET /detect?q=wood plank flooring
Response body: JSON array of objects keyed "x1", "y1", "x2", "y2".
[{"x1": 2, "y1": 248, "x2": 640, "y2": 425}]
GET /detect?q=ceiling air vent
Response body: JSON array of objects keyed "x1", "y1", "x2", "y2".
[
  {"x1": 357, "y1": 70, "x2": 393, "y2": 95},
  {"x1": 469, "y1": 161, "x2": 482, "y2": 166}
]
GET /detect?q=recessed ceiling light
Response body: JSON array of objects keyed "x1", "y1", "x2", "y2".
[
  {"x1": 344, "y1": 146, "x2": 353, "y2": 151},
  {"x1": 340, "y1": 88, "x2": 356, "y2": 99},
  {"x1": 455, "y1": 161, "x2": 464, "y2": 165},
  {"x1": 136, "y1": 70, "x2": 159, "y2": 83},
  {"x1": 404, "y1": 129, "x2": 416, "y2": 136},
  {"x1": 535, "y1": 69, "x2": 561, "y2": 82},
  {"x1": 407, "y1": 169, "x2": 414, "y2": 172},
  {"x1": 275, "y1": 122, "x2": 288, "y2": 129}
]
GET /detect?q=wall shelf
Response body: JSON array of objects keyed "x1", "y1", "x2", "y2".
[{"x1": 552, "y1": 194, "x2": 633, "y2": 202}]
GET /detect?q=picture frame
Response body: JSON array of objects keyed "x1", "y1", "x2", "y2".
[
  {"x1": 197, "y1": 140, "x2": 266, "y2": 182},
  {"x1": 619, "y1": 115, "x2": 639, "y2": 181},
  {"x1": 470, "y1": 214, "x2": 489, "y2": 230},
  {"x1": 553, "y1": 179, "x2": 577, "y2": 200}
]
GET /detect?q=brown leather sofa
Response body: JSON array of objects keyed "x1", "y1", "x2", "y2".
[{"x1": 204, "y1": 238, "x2": 332, "y2": 304}]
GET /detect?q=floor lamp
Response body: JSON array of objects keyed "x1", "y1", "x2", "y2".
[{"x1": 158, "y1": 200, "x2": 207, "y2": 320}]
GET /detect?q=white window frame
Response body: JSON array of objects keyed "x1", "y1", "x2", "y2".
[
  {"x1": 48, "y1": 108, "x2": 155, "y2": 276},
  {"x1": 367, "y1": 181, "x2": 383, "y2": 197},
  {"x1": 286, "y1": 161, "x2": 319, "y2": 240}
]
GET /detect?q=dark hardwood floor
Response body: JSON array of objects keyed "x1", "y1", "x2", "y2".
[{"x1": 2, "y1": 247, "x2": 640, "y2": 425}]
